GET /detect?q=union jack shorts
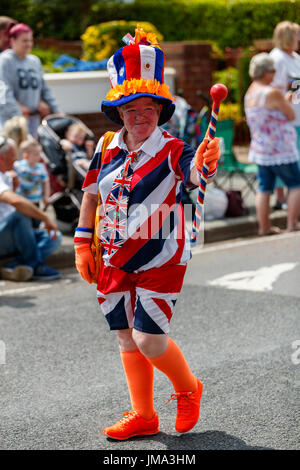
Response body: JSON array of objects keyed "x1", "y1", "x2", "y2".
[{"x1": 96, "y1": 264, "x2": 187, "y2": 334}]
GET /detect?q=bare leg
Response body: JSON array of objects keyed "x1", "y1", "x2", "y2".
[
  {"x1": 287, "y1": 188, "x2": 300, "y2": 231},
  {"x1": 132, "y1": 330, "x2": 168, "y2": 357},
  {"x1": 116, "y1": 329, "x2": 168, "y2": 356},
  {"x1": 256, "y1": 192, "x2": 271, "y2": 235},
  {"x1": 116, "y1": 328, "x2": 137, "y2": 351},
  {"x1": 275, "y1": 187, "x2": 286, "y2": 204}
]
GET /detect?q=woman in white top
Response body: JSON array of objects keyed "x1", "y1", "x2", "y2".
[
  {"x1": 244, "y1": 53, "x2": 300, "y2": 235},
  {"x1": 270, "y1": 21, "x2": 300, "y2": 209},
  {"x1": 270, "y1": 21, "x2": 300, "y2": 129}
]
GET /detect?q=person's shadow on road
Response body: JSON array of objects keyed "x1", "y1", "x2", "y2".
[
  {"x1": 156, "y1": 430, "x2": 272, "y2": 450},
  {"x1": 106, "y1": 429, "x2": 272, "y2": 450}
]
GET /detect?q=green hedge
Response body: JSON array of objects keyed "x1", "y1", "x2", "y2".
[
  {"x1": 85, "y1": 0, "x2": 300, "y2": 48},
  {"x1": 3, "y1": 0, "x2": 300, "y2": 48},
  {"x1": 81, "y1": 21, "x2": 163, "y2": 61}
]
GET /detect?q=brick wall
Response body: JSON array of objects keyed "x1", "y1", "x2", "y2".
[
  {"x1": 35, "y1": 38, "x2": 82, "y2": 57},
  {"x1": 161, "y1": 41, "x2": 213, "y2": 111}
]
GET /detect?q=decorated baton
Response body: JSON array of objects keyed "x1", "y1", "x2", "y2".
[{"x1": 190, "y1": 83, "x2": 228, "y2": 245}]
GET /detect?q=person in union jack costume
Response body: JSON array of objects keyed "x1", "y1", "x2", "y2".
[{"x1": 74, "y1": 26, "x2": 221, "y2": 440}]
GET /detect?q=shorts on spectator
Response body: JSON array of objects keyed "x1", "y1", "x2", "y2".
[{"x1": 257, "y1": 162, "x2": 300, "y2": 193}]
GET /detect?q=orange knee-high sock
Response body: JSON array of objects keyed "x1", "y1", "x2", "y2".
[
  {"x1": 148, "y1": 337, "x2": 198, "y2": 393},
  {"x1": 120, "y1": 349, "x2": 155, "y2": 420}
]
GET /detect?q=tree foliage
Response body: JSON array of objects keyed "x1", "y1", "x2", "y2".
[{"x1": 2, "y1": 0, "x2": 300, "y2": 47}]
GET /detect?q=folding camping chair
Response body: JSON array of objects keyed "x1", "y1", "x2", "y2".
[{"x1": 211, "y1": 119, "x2": 258, "y2": 198}]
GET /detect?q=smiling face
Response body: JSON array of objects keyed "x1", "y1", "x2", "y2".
[
  {"x1": 11, "y1": 31, "x2": 33, "y2": 58},
  {"x1": 118, "y1": 97, "x2": 162, "y2": 147}
]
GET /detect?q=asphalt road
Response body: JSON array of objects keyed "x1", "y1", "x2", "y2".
[{"x1": 0, "y1": 232, "x2": 299, "y2": 452}]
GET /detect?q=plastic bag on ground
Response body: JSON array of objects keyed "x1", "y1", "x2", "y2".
[{"x1": 190, "y1": 186, "x2": 228, "y2": 221}]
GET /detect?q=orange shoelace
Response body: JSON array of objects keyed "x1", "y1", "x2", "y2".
[
  {"x1": 166, "y1": 392, "x2": 195, "y2": 416},
  {"x1": 117, "y1": 410, "x2": 139, "y2": 427}
]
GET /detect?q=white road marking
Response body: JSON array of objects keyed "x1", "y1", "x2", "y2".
[
  {"x1": 0, "y1": 278, "x2": 72, "y2": 296},
  {"x1": 208, "y1": 262, "x2": 298, "y2": 292},
  {"x1": 191, "y1": 231, "x2": 300, "y2": 255}
]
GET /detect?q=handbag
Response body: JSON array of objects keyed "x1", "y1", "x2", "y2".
[
  {"x1": 225, "y1": 190, "x2": 248, "y2": 217},
  {"x1": 91, "y1": 131, "x2": 115, "y2": 283}
]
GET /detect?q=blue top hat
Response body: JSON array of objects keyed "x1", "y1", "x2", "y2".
[{"x1": 101, "y1": 26, "x2": 175, "y2": 126}]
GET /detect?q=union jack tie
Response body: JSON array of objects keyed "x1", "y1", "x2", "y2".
[{"x1": 100, "y1": 151, "x2": 138, "y2": 258}]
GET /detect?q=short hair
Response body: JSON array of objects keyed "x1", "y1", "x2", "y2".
[
  {"x1": 0, "y1": 16, "x2": 16, "y2": 33},
  {"x1": 249, "y1": 53, "x2": 275, "y2": 79},
  {"x1": 19, "y1": 139, "x2": 41, "y2": 155},
  {"x1": 67, "y1": 122, "x2": 86, "y2": 134},
  {"x1": 273, "y1": 21, "x2": 299, "y2": 50},
  {"x1": 9, "y1": 23, "x2": 33, "y2": 39}
]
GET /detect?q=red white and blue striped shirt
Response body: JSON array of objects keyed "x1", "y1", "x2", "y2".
[{"x1": 82, "y1": 127, "x2": 196, "y2": 273}]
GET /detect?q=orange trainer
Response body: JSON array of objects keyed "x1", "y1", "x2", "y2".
[
  {"x1": 168, "y1": 378, "x2": 203, "y2": 433},
  {"x1": 103, "y1": 410, "x2": 159, "y2": 440}
]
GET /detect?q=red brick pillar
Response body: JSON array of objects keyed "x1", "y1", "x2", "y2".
[{"x1": 161, "y1": 41, "x2": 213, "y2": 112}]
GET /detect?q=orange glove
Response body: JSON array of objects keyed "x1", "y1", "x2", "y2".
[
  {"x1": 195, "y1": 137, "x2": 221, "y2": 177},
  {"x1": 74, "y1": 243, "x2": 96, "y2": 284}
]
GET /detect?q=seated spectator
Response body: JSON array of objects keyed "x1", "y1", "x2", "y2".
[
  {"x1": 1, "y1": 115, "x2": 29, "y2": 157},
  {"x1": 14, "y1": 139, "x2": 50, "y2": 228},
  {"x1": 0, "y1": 136, "x2": 62, "y2": 281},
  {"x1": 60, "y1": 122, "x2": 95, "y2": 172},
  {"x1": 0, "y1": 23, "x2": 61, "y2": 138},
  {"x1": 0, "y1": 16, "x2": 16, "y2": 53}
]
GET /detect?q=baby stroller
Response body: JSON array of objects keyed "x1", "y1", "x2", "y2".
[{"x1": 37, "y1": 114, "x2": 95, "y2": 231}]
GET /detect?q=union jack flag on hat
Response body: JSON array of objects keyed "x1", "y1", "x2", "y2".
[{"x1": 101, "y1": 25, "x2": 175, "y2": 126}]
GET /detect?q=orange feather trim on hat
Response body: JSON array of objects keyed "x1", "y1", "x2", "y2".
[
  {"x1": 105, "y1": 78, "x2": 174, "y2": 102},
  {"x1": 134, "y1": 24, "x2": 161, "y2": 49}
]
